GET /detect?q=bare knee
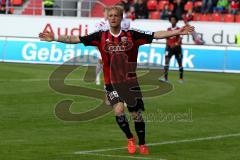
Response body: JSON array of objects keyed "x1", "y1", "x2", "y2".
[{"x1": 113, "y1": 102, "x2": 125, "y2": 116}]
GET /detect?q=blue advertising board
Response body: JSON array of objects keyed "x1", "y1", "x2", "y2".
[
  {"x1": 138, "y1": 44, "x2": 227, "y2": 71},
  {"x1": 225, "y1": 48, "x2": 240, "y2": 72},
  {"x1": 0, "y1": 38, "x2": 240, "y2": 73},
  {"x1": 1, "y1": 39, "x2": 99, "y2": 65},
  {"x1": 0, "y1": 38, "x2": 6, "y2": 61}
]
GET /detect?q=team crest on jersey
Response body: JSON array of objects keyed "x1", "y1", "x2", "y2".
[{"x1": 121, "y1": 36, "x2": 128, "y2": 42}]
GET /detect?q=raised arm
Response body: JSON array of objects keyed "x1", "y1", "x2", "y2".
[
  {"x1": 39, "y1": 32, "x2": 81, "y2": 44},
  {"x1": 154, "y1": 25, "x2": 194, "y2": 39}
]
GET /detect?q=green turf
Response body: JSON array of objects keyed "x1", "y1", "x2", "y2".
[{"x1": 0, "y1": 62, "x2": 240, "y2": 160}]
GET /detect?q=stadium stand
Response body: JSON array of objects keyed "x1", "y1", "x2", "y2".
[
  {"x1": 0, "y1": 0, "x2": 17, "y2": 14},
  {"x1": 145, "y1": 0, "x2": 239, "y2": 23},
  {"x1": 193, "y1": 0, "x2": 203, "y2": 12},
  {"x1": 91, "y1": 0, "x2": 119, "y2": 17},
  {"x1": 223, "y1": 13, "x2": 235, "y2": 22},
  {"x1": 211, "y1": 12, "x2": 222, "y2": 21},
  {"x1": 199, "y1": 13, "x2": 210, "y2": 21},
  {"x1": 12, "y1": 0, "x2": 24, "y2": 6},
  {"x1": 21, "y1": 0, "x2": 42, "y2": 15},
  {"x1": 1, "y1": 0, "x2": 240, "y2": 23},
  {"x1": 149, "y1": 10, "x2": 160, "y2": 19},
  {"x1": 184, "y1": 1, "x2": 193, "y2": 11},
  {"x1": 147, "y1": 0, "x2": 157, "y2": 11},
  {"x1": 192, "y1": 12, "x2": 199, "y2": 21},
  {"x1": 157, "y1": 0, "x2": 169, "y2": 10},
  {"x1": 236, "y1": 14, "x2": 240, "y2": 22}
]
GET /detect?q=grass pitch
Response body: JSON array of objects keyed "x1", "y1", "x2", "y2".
[{"x1": 0, "y1": 62, "x2": 240, "y2": 160}]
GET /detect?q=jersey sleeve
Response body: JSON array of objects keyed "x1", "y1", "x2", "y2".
[
  {"x1": 79, "y1": 31, "x2": 100, "y2": 46},
  {"x1": 132, "y1": 29, "x2": 154, "y2": 46}
]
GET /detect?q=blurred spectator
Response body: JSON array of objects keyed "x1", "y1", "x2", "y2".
[
  {"x1": 0, "y1": 0, "x2": 13, "y2": 14},
  {"x1": 134, "y1": 0, "x2": 148, "y2": 19},
  {"x1": 213, "y1": 0, "x2": 228, "y2": 13},
  {"x1": 126, "y1": 5, "x2": 135, "y2": 20},
  {"x1": 120, "y1": 0, "x2": 132, "y2": 13},
  {"x1": 0, "y1": 0, "x2": 4, "y2": 14},
  {"x1": 170, "y1": 0, "x2": 187, "y2": 20},
  {"x1": 160, "y1": 4, "x2": 172, "y2": 20},
  {"x1": 43, "y1": 0, "x2": 54, "y2": 16},
  {"x1": 229, "y1": 0, "x2": 239, "y2": 15},
  {"x1": 212, "y1": 0, "x2": 219, "y2": 10},
  {"x1": 201, "y1": 0, "x2": 213, "y2": 13}
]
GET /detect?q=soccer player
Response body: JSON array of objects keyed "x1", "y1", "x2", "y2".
[
  {"x1": 95, "y1": 6, "x2": 131, "y2": 85},
  {"x1": 39, "y1": 6, "x2": 194, "y2": 154},
  {"x1": 161, "y1": 15, "x2": 184, "y2": 83}
]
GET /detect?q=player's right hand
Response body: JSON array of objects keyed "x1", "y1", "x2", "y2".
[{"x1": 39, "y1": 32, "x2": 54, "y2": 42}]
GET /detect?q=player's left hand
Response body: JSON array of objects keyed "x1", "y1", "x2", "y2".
[{"x1": 179, "y1": 25, "x2": 195, "y2": 35}]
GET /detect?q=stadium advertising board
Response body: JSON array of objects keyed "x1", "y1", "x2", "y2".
[
  {"x1": 1, "y1": 38, "x2": 239, "y2": 73},
  {"x1": 0, "y1": 15, "x2": 239, "y2": 45},
  {"x1": 225, "y1": 47, "x2": 240, "y2": 72},
  {"x1": 1, "y1": 38, "x2": 99, "y2": 65},
  {"x1": 139, "y1": 44, "x2": 227, "y2": 72},
  {"x1": 0, "y1": 38, "x2": 5, "y2": 61}
]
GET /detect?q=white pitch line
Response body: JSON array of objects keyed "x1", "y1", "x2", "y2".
[
  {"x1": 147, "y1": 133, "x2": 240, "y2": 147},
  {"x1": 79, "y1": 152, "x2": 166, "y2": 160},
  {"x1": 75, "y1": 147, "x2": 127, "y2": 154},
  {"x1": 75, "y1": 132, "x2": 240, "y2": 154}
]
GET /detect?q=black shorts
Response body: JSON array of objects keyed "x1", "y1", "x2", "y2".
[
  {"x1": 105, "y1": 84, "x2": 145, "y2": 112},
  {"x1": 165, "y1": 46, "x2": 182, "y2": 61}
]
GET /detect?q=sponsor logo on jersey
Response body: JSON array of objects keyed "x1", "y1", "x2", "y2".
[{"x1": 104, "y1": 40, "x2": 133, "y2": 53}]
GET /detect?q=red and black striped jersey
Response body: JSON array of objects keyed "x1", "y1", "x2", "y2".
[
  {"x1": 79, "y1": 29, "x2": 154, "y2": 85},
  {"x1": 166, "y1": 26, "x2": 182, "y2": 48}
]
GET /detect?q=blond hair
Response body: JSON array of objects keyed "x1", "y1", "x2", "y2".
[
  {"x1": 103, "y1": 6, "x2": 109, "y2": 12},
  {"x1": 107, "y1": 5, "x2": 123, "y2": 18}
]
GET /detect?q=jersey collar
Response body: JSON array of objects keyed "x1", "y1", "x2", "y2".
[{"x1": 110, "y1": 29, "x2": 122, "y2": 37}]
